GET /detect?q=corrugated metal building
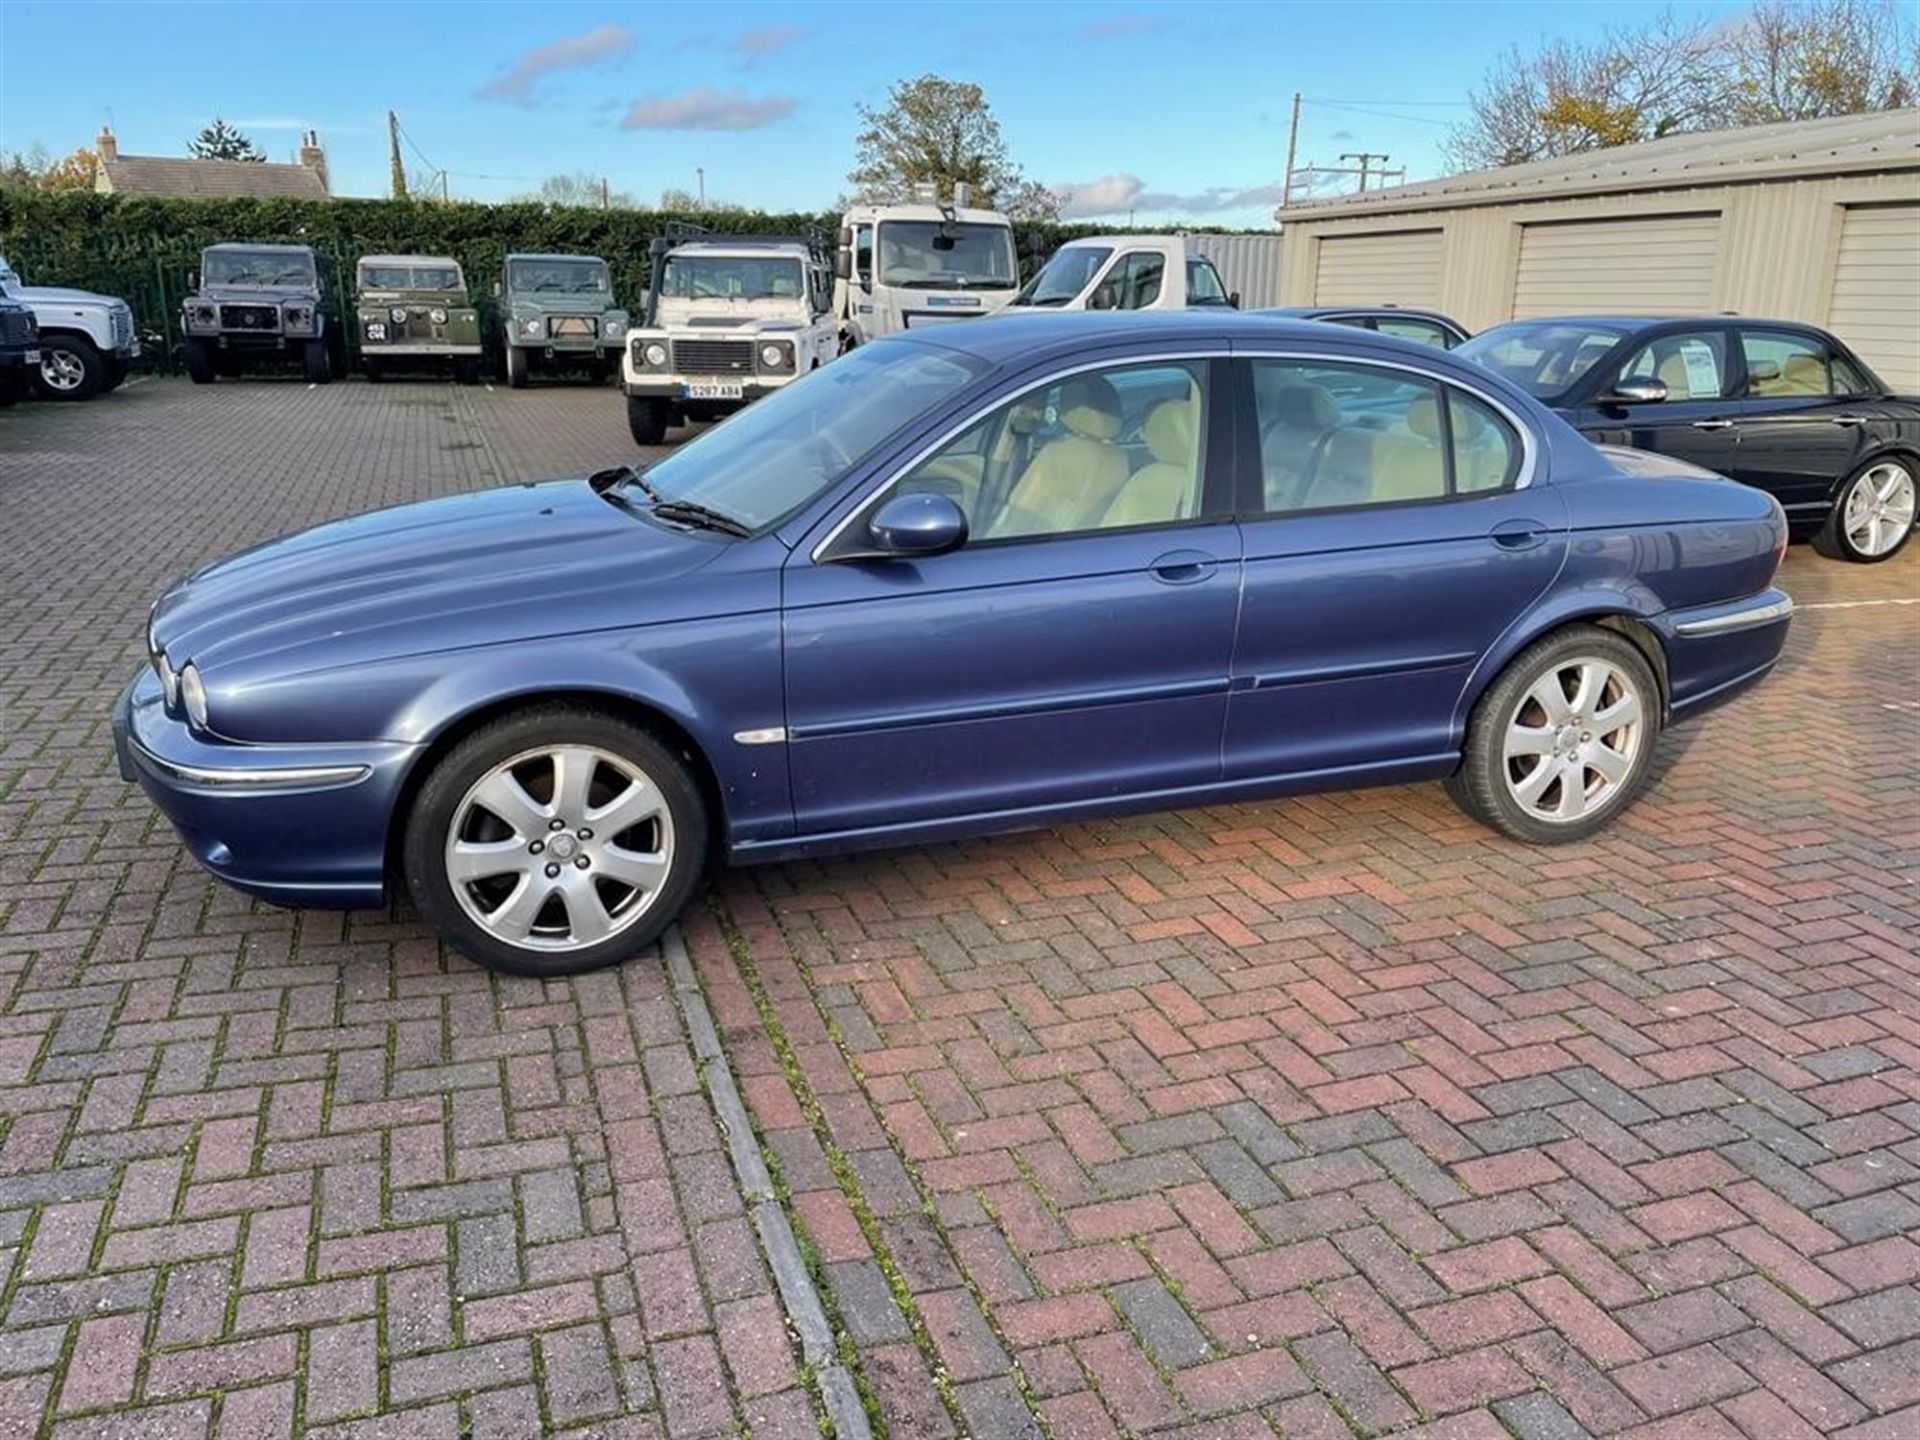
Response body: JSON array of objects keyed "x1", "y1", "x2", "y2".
[
  {"x1": 1274, "y1": 110, "x2": 1920, "y2": 389},
  {"x1": 1186, "y1": 232, "x2": 1286, "y2": 307}
]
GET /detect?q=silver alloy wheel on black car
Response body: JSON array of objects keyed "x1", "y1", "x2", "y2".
[
  {"x1": 1447, "y1": 624, "x2": 1661, "y2": 843},
  {"x1": 35, "y1": 335, "x2": 103, "y2": 400},
  {"x1": 403, "y1": 707, "x2": 707, "y2": 976},
  {"x1": 1815, "y1": 457, "x2": 1917, "y2": 563}
]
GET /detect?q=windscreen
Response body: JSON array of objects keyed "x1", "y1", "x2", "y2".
[{"x1": 875, "y1": 222, "x2": 1018, "y2": 289}]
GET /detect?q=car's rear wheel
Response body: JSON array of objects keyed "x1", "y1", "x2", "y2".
[
  {"x1": 627, "y1": 395, "x2": 669, "y2": 447},
  {"x1": 302, "y1": 338, "x2": 332, "y2": 385},
  {"x1": 1446, "y1": 624, "x2": 1660, "y2": 844},
  {"x1": 1813, "y1": 457, "x2": 1916, "y2": 563},
  {"x1": 504, "y1": 342, "x2": 529, "y2": 389},
  {"x1": 183, "y1": 338, "x2": 216, "y2": 385},
  {"x1": 403, "y1": 707, "x2": 709, "y2": 977},
  {"x1": 35, "y1": 334, "x2": 104, "y2": 400}
]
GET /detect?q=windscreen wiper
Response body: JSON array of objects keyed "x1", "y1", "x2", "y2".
[{"x1": 650, "y1": 500, "x2": 752, "y2": 537}]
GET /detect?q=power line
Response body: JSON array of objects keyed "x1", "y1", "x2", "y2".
[{"x1": 1308, "y1": 100, "x2": 1459, "y2": 128}]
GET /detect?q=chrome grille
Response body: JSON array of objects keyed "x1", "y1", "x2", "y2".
[
  {"x1": 219, "y1": 304, "x2": 279, "y2": 332},
  {"x1": 111, "y1": 306, "x2": 133, "y2": 347},
  {"x1": 671, "y1": 339, "x2": 752, "y2": 374}
]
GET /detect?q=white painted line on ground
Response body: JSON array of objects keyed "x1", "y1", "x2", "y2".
[
  {"x1": 1797, "y1": 597, "x2": 1920, "y2": 610},
  {"x1": 662, "y1": 927, "x2": 873, "y2": 1440}
]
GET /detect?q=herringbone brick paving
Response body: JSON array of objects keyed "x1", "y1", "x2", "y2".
[{"x1": 3, "y1": 376, "x2": 1917, "y2": 1438}]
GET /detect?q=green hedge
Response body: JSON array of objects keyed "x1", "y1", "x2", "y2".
[{"x1": 0, "y1": 190, "x2": 1157, "y2": 370}]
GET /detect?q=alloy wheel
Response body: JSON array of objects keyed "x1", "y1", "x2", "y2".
[
  {"x1": 444, "y1": 745, "x2": 674, "y2": 952},
  {"x1": 1501, "y1": 656, "x2": 1645, "y2": 825},
  {"x1": 1843, "y1": 462, "x2": 1917, "y2": 559},
  {"x1": 39, "y1": 347, "x2": 85, "y2": 392}
]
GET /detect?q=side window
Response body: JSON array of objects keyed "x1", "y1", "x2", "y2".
[
  {"x1": 1186, "y1": 258, "x2": 1230, "y2": 306},
  {"x1": 1110, "y1": 252, "x2": 1164, "y2": 310},
  {"x1": 1618, "y1": 330, "x2": 1728, "y2": 401},
  {"x1": 1449, "y1": 391, "x2": 1521, "y2": 493},
  {"x1": 1251, "y1": 361, "x2": 1446, "y2": 513},
  {"x1": 1740, "y1": 330, "x2": 1858, "y2": 397},
  {"x1": 853, "y1": 226, "x2": 873, "y2": 285},
  {"x1": 884, "y1": 360, "x2": 1208, "y2": 542},
  {"x1": 1376, "y1": 316, "x2": 1453, "y2": 349}
]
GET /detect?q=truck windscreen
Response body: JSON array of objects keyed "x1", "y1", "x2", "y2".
[
  {"x1": 660, "y1": 256, "x2": 805, "y2": 301},
  {"x1": 877, "y1": 223, "x2": 1017, "y2": 289}
]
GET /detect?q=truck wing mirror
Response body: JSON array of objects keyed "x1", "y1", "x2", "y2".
[{"x1": 834, "y1": 249, "x2": 850, "y2": 281}]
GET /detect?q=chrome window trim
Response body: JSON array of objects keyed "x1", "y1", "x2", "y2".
[
  {"x1": 810, "y1": 348, "x2": 1224, "y2": 562},
  {"x1": 1233, "y1": 348, "x2": 1539, "y2": 492}
]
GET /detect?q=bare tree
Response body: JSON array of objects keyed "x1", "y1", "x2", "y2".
[
  {"x1": 1724, "y1": 0, "x2": 1917, "y2": 123},
  {"x1": 847, "y1": 74, "x2": 1059, "y2": 220},
  {"x1": 657, "y1": 186, "x2": 748, "y2": 213},
  {"x1": 518, "y1": 172, "x2": 635, "y2": 208}
]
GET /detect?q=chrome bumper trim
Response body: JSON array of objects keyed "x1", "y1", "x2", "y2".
[
  {"x1": 127, "y1": 736, "x2": 370, "y2": 792},
  {"x1": 1673, "y1": 593, "x2": 1795, "y2": 637}
]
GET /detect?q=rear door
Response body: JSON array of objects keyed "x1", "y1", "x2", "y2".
[
  {"x1": 1723, "y1": 327, "x2": 1875, "y2": 517},
  {"x1": 1228, "y1": 351, "x2": 1567, "y2": 777}
]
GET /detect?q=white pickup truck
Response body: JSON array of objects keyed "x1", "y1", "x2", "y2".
[
  {"x1": 622, "y1": 230, "x2": 837, "y2": 446},
  {"x1": 0, "y1": 250, "x2": 139, "y2": 400},
  {"x1": 1007, "y1": 235, "x2": 1238, "y2": 313},
  {"x1": 834, "y1": 187, "x2": 1021, "y2": 346}
]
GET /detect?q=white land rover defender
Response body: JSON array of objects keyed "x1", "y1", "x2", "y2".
[
  {"x1": 0, "y1": 250, "x2": 139, "y2": 401},
  {"x1": 621, "y1": 229, "x2": 837, "y2": 447},
  {"x1": 833, "y1": 185, "x2": 1020, "y2": 346}
]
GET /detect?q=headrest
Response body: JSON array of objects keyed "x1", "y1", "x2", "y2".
[
  {"x1": 1272, "y1": 383, "x2": 1339, "y2": 430},
  {"x1": 1782, "y1": 353, "x2": 1824, "y2": 390},
  {"x1": 1144, "y1": 395, "x2": 1197, "y2": 466},
  {"x1": 1059, "y1": 373, "x2": 1122, "y2": 442},
  {"x1": 1407, "y1": 395, "x2": 1442, "y2": 439}
]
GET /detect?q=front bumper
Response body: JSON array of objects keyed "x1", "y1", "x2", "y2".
[
  {"x1": 1656, "y1": 586, "x2": 1794, "y2": 721},
  {"x1": 362, "y1": 342, "x2": 483, "y2": 357},
  {"x1": 114, "y1": 668, "x2": 419, "y2": 909},
  {"x1": 0, "y1": 348, "x2": 39, "y2": 370}
]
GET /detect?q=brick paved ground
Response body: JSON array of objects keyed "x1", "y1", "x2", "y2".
[{"x1": 3, "y1": 376, "x2": 1918, "y2": 1439}]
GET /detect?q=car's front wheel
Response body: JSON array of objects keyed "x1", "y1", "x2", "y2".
[
  {"x1": 627, "y1": 395, "x2": 669, "y2": 446},
  {"x1": 302, "y1": 339, "x2": 332, "y2": 385},
  {"x1": 1446, "y1": 624, "x2": 1660, "y2": 844},
  {"x1": 36, "y1": 334, "x2": 105, "y2": 400},
  {"x1": 403, "y1": 707, "x2": 709, "y2": 977},
  {"x1": 504, "y1": 343, "x2": 529, "y2": 389},
  {"x1": 183, "y1": 337, "x2": 216, "y2": 384},
  {"x1": 1814, "y1": 457, "x2": 1916, "y2": 563}
]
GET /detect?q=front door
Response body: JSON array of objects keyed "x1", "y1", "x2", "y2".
[
  {"x1": 1228, "y1": 355, "x2": 1568, "y2": 777},
  {"x1": 1569, "y1": 326, "x2": 1741, "y2": 477},
  {"x1": 783, "y1": 356, "x2": 1240, "y2": 839}
]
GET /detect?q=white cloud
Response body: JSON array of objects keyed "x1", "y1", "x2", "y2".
[
  {"x1": 619, "y1": 88, "x2": 798, "y2": 132},
  {"x1": 1054, "y1": 172, "x2": 1286, "y2": 219},
  {"x1": 478, "y1": 23, "x2": 636, "y2": 106},
  {"x1": 1054, "y1": 172, "x2": 1147, "y2": 218},
  {"x1": 734, "y1": 23, "x2": 804, "y2": 61}
]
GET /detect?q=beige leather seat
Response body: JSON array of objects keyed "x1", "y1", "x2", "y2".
[
  {"x1": 1258, "y1": 380, "x2": 1340, "y2": 507},
  {"x1": 1102, "y1": 393, "x2": 1200, "y2": 528},
  {"x1": 1781, "y1": 353, "x2": 1827, "y2": 394},
  {"x1": 1656, "y1": 352, "x2": 1696, "y2": 400},
  {"x1": 1374, "y1": 397, "x2": 1448, "y2": 503},
  {"x1": 990, "y1": 376, "x2": 1129, "y2": 537}
]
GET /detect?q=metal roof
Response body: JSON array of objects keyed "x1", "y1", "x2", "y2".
[
  {"x1": 99, "y1": 155, "x2": 329, "y2": 201},
  {"x1": 358, "y1": 255, "x2": 461, "y2": 267},
  {"x1": 1278, "y1": 108, "x2": 1920, "y2": 222}
]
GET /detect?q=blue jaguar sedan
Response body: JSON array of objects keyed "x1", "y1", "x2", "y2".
[{"x1": 119, "y1": 312, "x2": 1793, "y2": 975}]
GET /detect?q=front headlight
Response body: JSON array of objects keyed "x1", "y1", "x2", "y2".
[
  {"x1": 365, "y1": 321, "x2": 387, "y2": 341},
  {"x1": 644, "y1": 342, "x2": 668, "y2": 367},
  {"x1": 759, "y1": 342, "x2": 793, "y2": 371},
  {"x1": 518, "y1": 317, "x2": 544, "y2": 338},
  {"x1": 603, "y1": 319, "x2": 625, "y2": 339},
  {"x1": 389, "y1": 307, "x2": 408, "y2": 325},
  {"x1": 284, "y1": 306, "x2": 314, "y2": 333},
  {"x1": 188, "y1": 305, "x2": 216, "y2": 328},
  {"x1": 429, "y1": 307, "x2": 448, "y2": 325},
  {"x1": 179, "y1": 663, "x2": 209, "y2": 731}
]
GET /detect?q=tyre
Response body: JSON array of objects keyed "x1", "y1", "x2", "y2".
[
  {"x1": 302, "y1": 338, "x2": 332, "y2": 384},
  {"x1": 183, "y1": 337, "x2": 216, "y2": 385},
  {"x1": 627, "y1": 395, "x2": 669, "y2": 447},
  {"x1": 505, "y1": 343, "x2": 529, "y2": 389},
  {"x1": 104, "y1": 357, "x2": 129, "y2": 392},
  {"x1": 1445, "y1": 624, "x2": 1660, "y2": 844},
  {"x1": 34, "y1": 333, "x2": 104, "y2": 400},
  {"x1": 456, "y1": 357, "x2": 481, "y2": 386},
  {"x1": 363, "y1": 360, "x2": 384, "y2": 384},
  {"x1": 402, "y1": 706, "x2": 709, "y2": 977},
  {"x1": 1812, "y1": 456, "x2": 1916, "y2": 563}
]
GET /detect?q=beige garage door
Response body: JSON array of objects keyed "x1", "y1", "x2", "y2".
[
  {"x1": 1511, "y1": 214, "x2": 1720, "y2": 318},
  {"x1": 1829, "y1": 204, "x2": 1920, "y2": 393},
  {"x1": 1313, "y1": 230, "x2": 1442, "y2": 307}
]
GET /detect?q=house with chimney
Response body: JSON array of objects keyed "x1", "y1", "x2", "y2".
[{"x1": 92, "y1": 126, "x2": 331, "y2": 199}]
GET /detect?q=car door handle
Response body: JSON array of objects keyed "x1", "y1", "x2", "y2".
[
  {"x1": 1489, "y1": 519, "x2": 1549, "y2": 550},
  {"x1": 1149, "y1": 550, "x2": 1218, "y2": 584},
  {"x1": 1830, "y1": 414, "x2": 1868, "y2": 427},
  {"x1": 1691, "y1": 419, "x2": 1734, "y2": 431}
]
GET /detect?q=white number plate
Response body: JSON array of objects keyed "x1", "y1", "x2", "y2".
[
  {"x1": 684, "y1": 381, "x2": 744, "y2": 400},
  {"x1": 24, "y1": 349, "x2": 39, "y2": 363}
]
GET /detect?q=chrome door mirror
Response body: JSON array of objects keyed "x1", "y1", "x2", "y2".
[
  {"x1": 1609, "y1": 376, "x2": 1668, "y2": 404},
  {"x1": 868, "y1": 493, "x2": 967, "y2": 556}
]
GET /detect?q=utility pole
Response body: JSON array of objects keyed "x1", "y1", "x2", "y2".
[
  {"x1": 1281, "y1": 91, "x2": 1301, "y2": 211},
  {"x1": 696, "y1": 167, "x2": 705, "y2": 207},
  {"x1": 1339, "y1": 151, "x2": 1392, "y2": 192},
  {"x1": 440, "y1": 170, "x2": 449, "y2": 203},
  {"x1": 387, "y1": 110, "x2": 408, "y2": 200},
  {"x1": 600, "y1": 177, "x2": 609, "y2": 209}
]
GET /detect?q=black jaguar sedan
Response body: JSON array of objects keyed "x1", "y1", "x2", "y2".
[{"x1": 1457, "y1": 316, "x2": 1918, "y2": 562}]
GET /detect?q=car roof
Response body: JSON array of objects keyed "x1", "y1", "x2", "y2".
[
  {"x1": 359, "y1": 254, "x2": 461, "y2": 267},
  {"x1": 205, "y1": 242, "x2": 313, "y2": 254},
  {"x1": 1260, "y1": 305, "x2": 1460, "y2": 323},
  {"x1": 1485, "y1": 314, "x2": 1828, "y2": 333},
  {"x1": 897, "y1": 309, "x2": 1462, "y2": 365},
  {"x1": 505, "y1": 252, "x2": 608, "y2": 263}
]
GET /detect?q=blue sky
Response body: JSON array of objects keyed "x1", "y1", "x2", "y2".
[{"x1": 1, "y1": 0, "x2": 1747, "y2": 226}]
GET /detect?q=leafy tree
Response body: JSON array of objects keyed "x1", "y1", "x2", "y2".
[
  {"x1": 188, "y1": 118, "x2": 265, "y2": 163},
  {"x1": 0, "y1": 143, "x2": 99, "y2": 191},
  {"x1": 847, "y1": 74, "x2": 1060, "y2": 220},
  {"x1": 1725, "y1": 0, "x2": 1917, "y2": 123}
]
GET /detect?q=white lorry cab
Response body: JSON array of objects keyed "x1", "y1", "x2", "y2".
[
  {"x1": 1008, "y1": 235, "x2": 1238, "y2": 313},
  {"x1": 834, "y1": 186, "x2": 1020, "y2": 346},
  {"x1": 621, "y1": 228, "x2": 838, "y2": 447}
]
